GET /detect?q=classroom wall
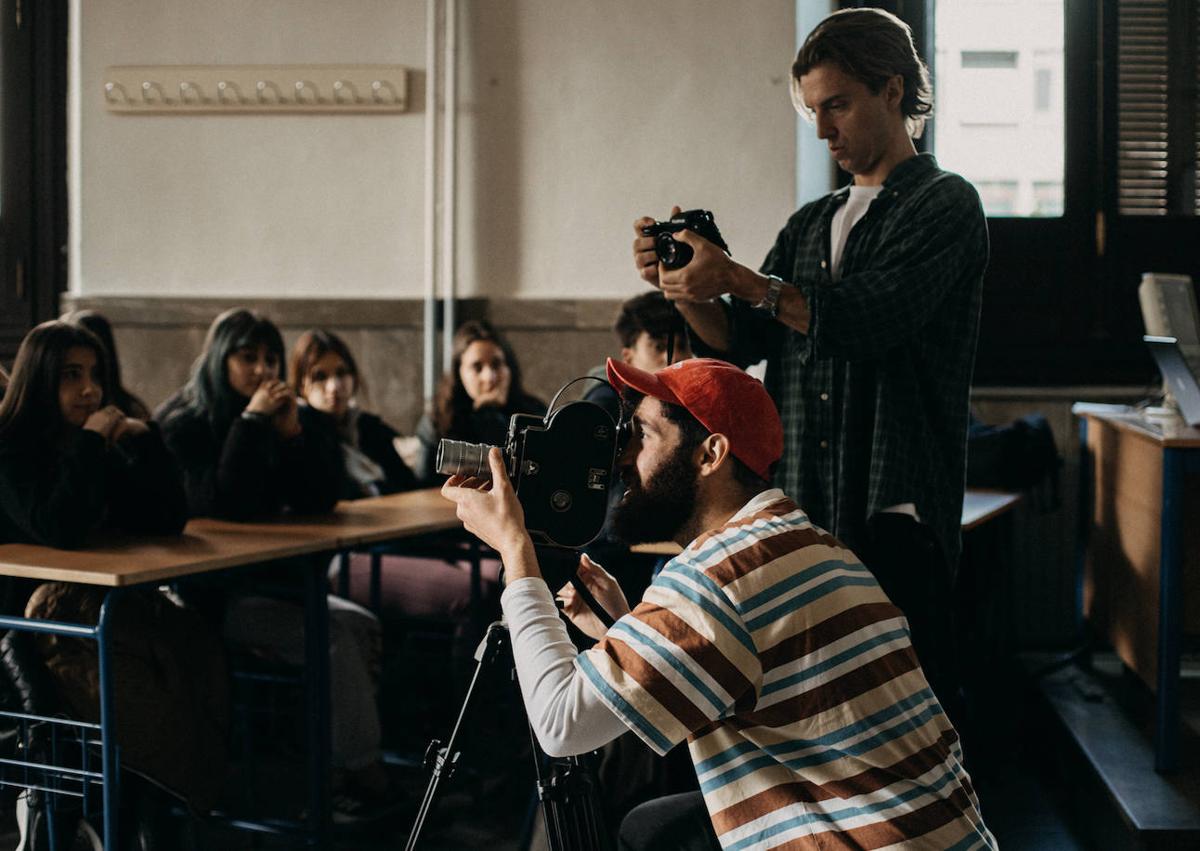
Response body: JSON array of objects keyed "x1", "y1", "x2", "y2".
[{"x1": 71, "y1": 0, "x2": 798, "y2": 300}]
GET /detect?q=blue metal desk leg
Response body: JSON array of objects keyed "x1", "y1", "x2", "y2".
[
  {"x1": 1156, "y1": 448, "x2": 1183, "y2": 772},
  {"x1": 97, "y1": 589, "x2": 124, "y2": 851},
  {"x1": 1075, "y1": 418, "x2": 1091, "y2": 640},
  {"x1": 305, "y1": 557, "x2": 332, "y2": 845}
]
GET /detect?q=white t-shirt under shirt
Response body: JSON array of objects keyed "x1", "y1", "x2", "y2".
[{"x1": 830, "y1": 184, "x2": 883, "y2": 283}]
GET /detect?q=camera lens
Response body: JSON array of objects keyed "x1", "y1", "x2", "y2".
[
  {"x1": 436, "y1": 439, "x2": 496, "y2": 479},
  {"x1": 655, "y1": 233, "x2": 678, "y2": 267}
]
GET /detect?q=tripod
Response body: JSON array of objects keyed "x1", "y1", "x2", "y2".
[{"x1": 405, "y1": 620, "x2": 614, "y2": 851}]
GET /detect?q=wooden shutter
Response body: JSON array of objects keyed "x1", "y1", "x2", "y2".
[{"x1": 1116, "y1": 0, "x2": 1198, "y2": 215}]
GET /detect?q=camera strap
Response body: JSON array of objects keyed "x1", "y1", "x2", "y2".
[{"x1": 566, "y1": 573, "x2": 617, "y2": 630}]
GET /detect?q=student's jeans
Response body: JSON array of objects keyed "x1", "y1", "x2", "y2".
[{"x1": 223, "y1": 594, "x2": 382, "y2": 770}]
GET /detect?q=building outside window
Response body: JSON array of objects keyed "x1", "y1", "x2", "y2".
[{"x1": 932, "y1": 0, "x2": 1065, "y2": 217}]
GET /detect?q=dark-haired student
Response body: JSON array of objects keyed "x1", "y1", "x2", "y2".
[
  {"x1": 155, "y1": 308, "x2": 393, "y2": 818},
  {"x1": 413, "y1": 319, "x2": 547, "y2": 485},
  {"x1": 61, "y1": 309, "x2": 152, "y2": 420},
  {"x1": 0, "y1": 320, "x2": 228, "y2": 811},
  {"x1": 289, "y1": 329, "x2": 418, "y2": 499},
  {"x1": 291, "y1": 328, "x2": 491, "y2": 623}
]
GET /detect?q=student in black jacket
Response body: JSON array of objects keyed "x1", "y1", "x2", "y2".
[
  {"x1": 0, "y1": 321, "x2": 185, "y2": 547},
  {"x1": 289, "y1": 329, "x2": 418, "y2": 499},
  {"x1": 155, "y1": 308, "x2": 392, "y2": 818},
  {"x1": 0, "y1": 320, "x2": 228, "y2": 811},
  {"x1": 60, "y1": 309, "x2": 153, "y2": 420},
  {"x1": 413, "y1": 319, "x2": 546, "y2": 484}
]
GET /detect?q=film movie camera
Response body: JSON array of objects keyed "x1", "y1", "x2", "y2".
[{"x1": 435, "y1": 379, "x2": 630, "y2": 550}]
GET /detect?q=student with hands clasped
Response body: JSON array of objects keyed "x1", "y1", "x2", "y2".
[
  {"x1": 0, "y1": 320, "x2": 186, "y2": 549},
  {"x1": 156, "y1": 308, "x2": 393, "y2": 821},
  {"x1": 0, "y1": 321, "x2": 228, "y2": 812},
  {"x1": 444, "y1": 357, "x2": 994, "y2": 850}
]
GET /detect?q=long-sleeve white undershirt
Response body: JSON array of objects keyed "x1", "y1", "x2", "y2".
[{"x1": 500, "y1": 577, "x2": 629, "y2": 758}]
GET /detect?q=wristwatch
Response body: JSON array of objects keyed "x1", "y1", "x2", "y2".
[{"x1": 753, "y1": 275, "x2": 785, "y2": 318}]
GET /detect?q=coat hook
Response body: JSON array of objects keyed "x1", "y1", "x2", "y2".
[
  {"x1": 332, "y1": 80, "x2": 360, "y2": 104},
  {"x1": 141, "y1": 80, "x2": 171, "y2": 104},
  {"x1": 216, "y1": 80, "x2": 245, "y2": 104},
  {"x1": 294, "y1": 80, "x2": 321, "y2": 104},
  {"x1": 103, "y1": 81, "x2": 131, "y2": 105},
  {"x1": 255, "y1": 80, "x2": 284, "y2": 104},
  {"x1": 370, "y1": 80, "x2": 401, "y2": 104},
  {"x1": 178, "y1": 81, "x2": 207, "y2": 104}
]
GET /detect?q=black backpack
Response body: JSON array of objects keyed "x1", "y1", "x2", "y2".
[{"x1": 966, "y1": 412, "x2": 1062, "y2": 509}]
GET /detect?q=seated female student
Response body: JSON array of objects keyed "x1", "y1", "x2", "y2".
[
  {"x1": 289, "y1": 329, "x2": 418, "y2": 499},
  {"x1": 0, "y1": 320, "x2": 228, "y2": 812},
  {"x1": 413, "y1": 318, "x2": 546, "y2": 484},
  {"x1": 154, "y1": 307, "x2": 394, "y2": 818},
  {"x1": 61, "y1": 309, "x2": 152, "y2": 420},
  {"x1": 335, "y1": 320, "x2": 545, "y2": 622}
]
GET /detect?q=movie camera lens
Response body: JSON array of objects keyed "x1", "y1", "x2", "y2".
[{"x1": 435, "y1": 439, "x2": 498, "y2": 480}]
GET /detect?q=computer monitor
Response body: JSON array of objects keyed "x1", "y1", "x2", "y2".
[
  {"x1": 1145, "y1": 336, "x2": 1200, "y2": 427},
  {"x1": 1139, "y1": 271, "x2": 1200, "y2": 345},
  {"x1": 1139, "y1": 273, "x2": 1200, "y2": 391}
]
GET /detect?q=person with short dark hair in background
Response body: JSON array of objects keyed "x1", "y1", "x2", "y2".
[
  {"x1": 61, "y1": 309, "x2": 152, "y2": 420},
  {"x1": 413, "y1": 318, "x2": 546, "y2": 485},
  {"x1": 631, "y1": 7, "x2": 988, "y2": 720},
  {"x1": 155, "y1": 308, "x2": 394, "y2": 821},
  {"x1": 289, "y1": 328, "x2": 418, "y2": 499},
  {"x1": 0, "y1": 320, "x2": 228, "y2": 812},
  {"x1": 585, "y1": 290, "x2": 694, "y2": 422}
]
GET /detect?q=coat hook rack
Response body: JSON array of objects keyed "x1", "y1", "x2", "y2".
[{"x1": 103, "y1": 65, "x2": 409, "y2": 114}]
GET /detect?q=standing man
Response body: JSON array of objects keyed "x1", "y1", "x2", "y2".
[
  {"x1": 632, "y1": 8, "x2": 988, "y2": 712},
  {"x1": 442, "y1": 357, "x2": 995, "y2": 850}
]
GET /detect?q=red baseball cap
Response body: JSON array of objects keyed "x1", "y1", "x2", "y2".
[{"x1": 605, "y1": 357, "x2": 783, "y2": 480}]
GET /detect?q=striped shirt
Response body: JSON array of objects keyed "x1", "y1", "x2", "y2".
[{"x1": 579, "y1": 488, "x2": 995, "y2": 850}]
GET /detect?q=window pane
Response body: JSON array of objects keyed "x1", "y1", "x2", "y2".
[{"x1": 932, "y1": 0, "x2": 1065, "y2": 218}]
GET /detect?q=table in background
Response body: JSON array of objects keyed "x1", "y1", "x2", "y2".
[{"x1": 1076, "y1": 409, "x2": 1200, "y2": 772}]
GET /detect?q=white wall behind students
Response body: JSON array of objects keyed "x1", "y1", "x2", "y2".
[{"x1": 70, "y1": 0, "x2": 797, "y2": 300}]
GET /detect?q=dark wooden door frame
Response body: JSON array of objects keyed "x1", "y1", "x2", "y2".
[{"x1": 1, "y1": 0, "x2": 68, "y2": 363}]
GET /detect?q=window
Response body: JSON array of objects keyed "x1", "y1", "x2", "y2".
[
  {"x1": 932, "y1": 0, "x2": 1064, "y2": 217},
  {"x1": 1034, "y1": 67, "x2": 1052, "y2": 111},
  {"x1": 974, "y1": 180, "x2": 1019, "y2": 214}
]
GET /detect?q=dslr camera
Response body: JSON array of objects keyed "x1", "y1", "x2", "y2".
[
  {"x1": 641, "y1": 208, "x2": 730, "y2": 270},
  {"x1": 436, "y1": 385, "x2": 629, "y2": 549}
]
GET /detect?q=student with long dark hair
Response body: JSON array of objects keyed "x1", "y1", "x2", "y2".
[
  {"x1": 289, "y1": 329, "x2": 418, "y2": 499},
  {"x1": 0, "y1": 321, "x2": 228, "y2": 811},
  {"x1": 60, "y1": 309, "x2": 152, "y2": 420},
  {"x1": 0, "y1": 321, "x2": 184, "y2": 546},
  {"x1": 155, "y1": 308, "x2": 393, "y2": 818},
  {"x1": 413, "y1": 319, "x2": 546, "y2": 484},
  {"x1": 155, "y1": 307, "x2": 341, "y2": 519}
]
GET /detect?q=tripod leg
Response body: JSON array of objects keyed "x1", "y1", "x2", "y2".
[{"x1": 405, "y1": 621, "x2": 508, "y2": 851}]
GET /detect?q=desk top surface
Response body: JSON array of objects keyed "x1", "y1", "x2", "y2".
[
  {"x1": 1079, "y1": 410, "x2": 1200, "y2": 448},
  {"x1": 0, "y1": 488, "x2": 459, "y2": 588},
  {"x1": 632, "y1": 488, "x2": 1020, "y2": 557}
]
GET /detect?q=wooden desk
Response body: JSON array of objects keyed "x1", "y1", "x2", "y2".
[
  {"x1": 0, "y1": 487, "x2": 460, "y2": 847},
  {"x1": 1077, "y1": 410, "x2": 1200, "y2": 772},
  {"x1": 0, "y1": 489, "x2": 460, "y2": 588},
  {"x1": 961, "y1": 489, "x2": 1023, "y2": 532},
  {"x1": 630, "y1": 488, "x2": 1023, "y2": 559}
]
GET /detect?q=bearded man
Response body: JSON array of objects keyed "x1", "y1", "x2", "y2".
[{"x1": 443, "y1": 357, "x2": 994, "y2": 851}]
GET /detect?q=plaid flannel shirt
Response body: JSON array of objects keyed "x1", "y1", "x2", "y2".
[{"x1": 692, "y1": 154, "x2": 987, "y2": 566}]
